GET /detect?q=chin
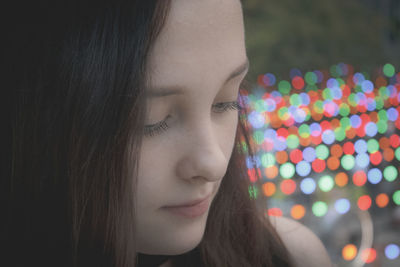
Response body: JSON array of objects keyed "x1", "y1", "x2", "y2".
[
  {"x1": 137, "y1": 212, "x2": 208, "y2": 255},
  {"x1": 163, "y1": 232, "x2": 204, "y2": 255},
  {"x1": 163, "y1": 244, "x2": 200, "y2": 255}
]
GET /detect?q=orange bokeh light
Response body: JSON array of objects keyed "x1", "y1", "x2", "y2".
[
  {"x1": 327, "y1": 156, "x2": 340, "y2": 170},
  {"x1": 335, "y1": 172, "x2": 349, "y2": 187},
  {"x1": 376, "y1": 193, "x2": 389, "y2": 208},
  {"x1": 342, "y1": 244, "x2": 357, "y2": 261},
  {"x1": 291, "y1": 204, "x2": 306, "y2": 220},
  {"x1": 265, "y1": 165, "x2": 278, "y2": 179},
  {"x1": 262, "y1": 182, "x2": 276, "y2": 197},
  {"x1": 276, "y1": 151, "x2": 288, "y2": 164}
]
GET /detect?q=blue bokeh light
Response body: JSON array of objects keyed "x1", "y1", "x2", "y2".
[
  {"x1": 334, "y1": 198, "x2": 351, "y2": 214},
  {"x1": 365, "y1": 122, "x2": 378, "y2": 137},
  {"x1": 354, "y1": 139, "x2": 368, "y2": 154},
  {"x1": 387, "y1": 107, "x2": 399, "y2": 121},
  {"x1": 368, "y1": 168, "x2": 383, "y2": 184},
  {"x1": 274, "y1": 136, "x2": 287, "y2": 151},
  {"x1": 296, "y1": 161, "x2": 312, "y2": 177},
  {"x1": 310, "y1": 123, "x2": 322, "y2": 137},
  {"x1": 350, "y1": 115, "x2": 362, "y2": 128},
  {"x1": 355, "y1": 153, "x2": 370, "y2": 168},
  {"x1": 366, "y1": 97, "x2": 377, "y2": 111},
  {"x1": 361, "y1": 80, "x2": 374, "y2": 93},
  {"x1": 248, "y1": 111, "x2": 265, "y2": 129},
  {"x1": 265, "y1": 98, "x2": 276, "y2": 112},
  {"x1": 322, "y1": 129, "x2": 335, "y2": 145},
  {"x1": 385, "y1": 244, "x2": 400, "y2": 260},
  {"x1": 300, "y1": 178, "x2": 316, "y2": 195},
  {"x1": 303, "y1": 147, "x2": 317, "y2": 162},
  {"x1": 299, "y1": 92, "x2": 310, "y2": 105}
]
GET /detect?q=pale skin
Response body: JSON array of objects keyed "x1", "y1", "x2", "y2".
[{"x1": 136, "y1": 0, "x2": 332, "y2": 266}]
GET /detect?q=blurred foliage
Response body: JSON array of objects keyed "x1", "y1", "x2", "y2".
[{"x1": 242, "y1": 0, "x2": 400, "y2": 81}]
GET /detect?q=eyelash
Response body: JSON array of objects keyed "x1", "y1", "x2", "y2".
[{"x1": 143, "y1": 101, "x2": 242, "y2": 137}]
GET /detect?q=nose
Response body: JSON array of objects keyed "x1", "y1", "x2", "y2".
[{"x1": 176, "y1": 118, "x2": 229, "y2": 184}]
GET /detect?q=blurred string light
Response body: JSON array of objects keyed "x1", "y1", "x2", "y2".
[
  {"x1": 342, "y1": 244, "x2": 358, "y2": 261},
  {"x1": 385, "y1": 244, "x2": 400, "y2": 260},
  {"x1": 243, "y1": 63, "x2": 400, "y2": 263}
]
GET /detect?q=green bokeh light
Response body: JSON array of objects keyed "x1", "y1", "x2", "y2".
[
  {"x1": 339, "y1": 103, "x2": 350, "y2": 117},
  {"x1": 383, "y1": 166, "x2": 398, "y2": 182},
  {"x1": 336, "y1": 78, "x2": 345, "y2": 86},
  {"x1": 304, "y1": 111, "x2": 311, "y2": 122},
  {"x1": 299, "y1": 124, "x2": 310, "y2": 138},
  {"x1": 278, "y1": 80, "x2": 291, "y2": 95},
  {"x1": 278, "y1": 107, "x2": 290, "y2": 120},
  {"x1": 305, "y1": 72, "x2": 317, "y2": 85},
  {"x1": 341, "y1": 155, "x2": 355, "y2": 170},
  {"x1": 395, "y1": 147, "x2": 400, "y2": 161},
  {"x1": 312, "y1": 201, "x2": 328, "y2": 217},
  {"x1": 254, "y1": 99, "x2": 266, "y2": 112},
  {"x1": 348, "y1": 93, "x2": 357, "y2": 106},
  {"x1": 383, "y1": 63, "x2": 395, "y2": 77},
  {"x1": 290, "y1": 94, "x2": 301, "y2": 106},
  {"x1": 367, "y1": 139, "x2": 379, "y2": 153},
  {"x1": 261, "y1": 153, "x2": 275, "y2": 168},
  {"x1": 377, "y1": 120, "x2": 388, "y2": 134},
  {"x1": 287, "y1": 135, "x2": 300, "y2": 149},
  {"x1": 375, "y1": 97, "x2": 384, "y2": 110},
  {"x1": 322, "y1": 88, "x2": 333, "y2": 100},
  {"x1": 318, "y1": 175, "x2": 335, "y2": 192},
  {"x1": 334, "y1": 127, "x2": 346, "y2": 142},
  {"x1": 393, "y1": 190, "x2": 400, "y2": 205},
  {"x1": 252, "y1": 130, "x2": 264, "y2": 145},
  {"x1": 314, "y1": 100, "x2": 324, "y2": 113},
  {"x1": 378, "y1": 110, "x2": 388, "y2": 121},
  {"x1": 280, "y1": 162, "x2": 295, "y2": 179},
  {"x1": 316, "y1": 144, "x2": 329, "y2": 159},
  {"x1": 378, "y1": 86, "x2": 390, "y2": 100},
  {"x1": 340, "y1": 117, "x2": 351, "y2": 130}
]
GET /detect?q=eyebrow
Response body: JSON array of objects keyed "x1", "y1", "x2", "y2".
[{"x1": 146, "y1": 58, "x2": 249, "y2": 98}]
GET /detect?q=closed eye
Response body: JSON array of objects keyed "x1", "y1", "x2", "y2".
[
  {"x1": 143, "y1": 77, "x2": 250, "y2": 138},
  {"x1": 143, "y1": 100, "x2": 242, "y2": 138}
]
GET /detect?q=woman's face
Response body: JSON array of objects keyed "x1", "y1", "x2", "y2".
[{"x1": 136, "y1": 0, "x2": 248, "y2": 255}]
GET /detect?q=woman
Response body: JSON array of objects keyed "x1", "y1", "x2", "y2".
[{"x1": 2, "y1": 0, "x2": 332, "y2": 266}]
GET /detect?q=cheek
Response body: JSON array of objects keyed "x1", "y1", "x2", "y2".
[
  {"x1": 136, "y1": 148, "x2": 168, "y2": 208},
  {"x1": 218, "y1": 114, "x2": 239, "y2": 156}
]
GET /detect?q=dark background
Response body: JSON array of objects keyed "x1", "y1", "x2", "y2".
[{"x1": 242, "y1": 0, "x2": 400, "y2": 81}]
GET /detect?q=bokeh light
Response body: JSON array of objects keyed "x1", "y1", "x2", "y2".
[
  {"x1": 290, "y1": 204, "x2": 306, "y2": 220},
  {"x1": 241, "y1": 62, "x2": 400, "y2": 265},
  {"x1": 334, "y1": 198, "x2": 351, "y2": 214},
  {"x1": 300, "y1": 178, "x2": 316, "y2": 195},
  {"x1": 385, "y1": 244, "x2": 400, "y2": 260},
  {"x1": 342, "y1": 244, "x2": 357, "y2": 261},
  {"x1": 361, "y1": 248, "x2": 377, "y2": 264},
  {"x1": 312, "y1": 201, "x2": 328, "y2": 217}
]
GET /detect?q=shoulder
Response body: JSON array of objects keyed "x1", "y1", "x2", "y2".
[{"x1": 269, "y1": 215, "x2": 333, "y2": 267}]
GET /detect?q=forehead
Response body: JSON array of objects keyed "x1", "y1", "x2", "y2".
[{"x1": 145, "y1": 0, "x2": 246, "y2": 87}]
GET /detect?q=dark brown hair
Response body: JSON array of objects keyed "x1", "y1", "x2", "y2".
[{"x1": 2, "y1": 0, "x2": 293, "y2": 266}]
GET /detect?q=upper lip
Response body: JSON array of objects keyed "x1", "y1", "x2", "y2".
[{"x1": 163, "y1": 194, "x2": 212, "y2": 208}]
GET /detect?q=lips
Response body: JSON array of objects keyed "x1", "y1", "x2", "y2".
[
  {"x1": 162, "y1": 194, "x2": 212, "y2": 218},
  {"x1": 163, "y1": 193, "x2": 212, "y2": 208}
]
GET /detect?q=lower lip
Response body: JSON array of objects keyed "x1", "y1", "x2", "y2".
[{"x1": 163, "y1": 196, "x2": 211, "y2": 218}]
